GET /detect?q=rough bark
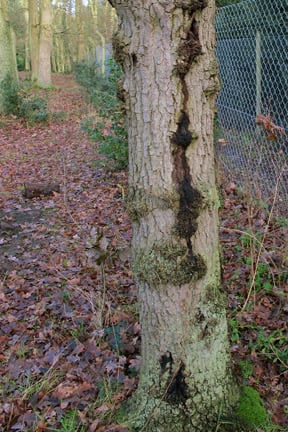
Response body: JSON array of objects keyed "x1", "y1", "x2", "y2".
[{"x1": 110, "y1": 1, "x2": 239, "y2": 431}]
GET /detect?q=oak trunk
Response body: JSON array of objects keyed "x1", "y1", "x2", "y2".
[{"x1": 109, "y1": 1, "x2": 239, "y2": 430}]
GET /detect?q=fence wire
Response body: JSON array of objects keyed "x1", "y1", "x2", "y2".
[{"x1": 215, "y1": 0, "x2": 288, "y2": 211}]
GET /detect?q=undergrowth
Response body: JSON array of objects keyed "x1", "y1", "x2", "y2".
[
  {"x1": 0, "y1": 74, "x2": 49, "y2": 123},
  {"x1": 74, "y1": 59, "x2": 128, "y2": 170}
]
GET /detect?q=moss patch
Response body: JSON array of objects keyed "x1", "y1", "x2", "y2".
[
  {"x1": 236, "y1": 386, "x2": 268, "y2": 428},
  {"x1": 134, "y1": 241, "x2": 206, "y2": 286},
  {"x1": 112, "y1": 33, "x2": 127, "y2": 67}
]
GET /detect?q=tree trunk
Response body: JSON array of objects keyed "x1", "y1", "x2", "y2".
[
  {"x1": 23, "y1": 0, "x2": 30, "y2": 71},
  {"x1": 76, "y1": 0, "x2": 85, "y2": 62},
  {"x1": 0, "y1": 0, "x2": 17, "y2": 81},
  {"x1": 0, "y1": 0, "x2": 18, "y2": 111},
  {"x1": 109, "y1": 1, "x2": 239, "y2": 430},
  {"x1": 29, "y1": 0, "x2": 39, "y2": 81},
  {"x1": 38, "y1": 0, "x2": 52, "y2": 87}
]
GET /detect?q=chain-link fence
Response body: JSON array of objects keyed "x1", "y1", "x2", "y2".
[{"x1": 215, "y1": 0, "x2": 287, "y2": 211}]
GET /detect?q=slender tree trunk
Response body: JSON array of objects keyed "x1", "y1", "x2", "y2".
[
  {"x1": 38, "y1": 0, "x2": 52, "y2": 86},
  {"x1": 76, "y1": 0, "x2": 85, "y2": 62},
  {"x1": 29, "y1": 0, "x2": 39, "y2": 81},
  {"x1": 23, "y1": 0, "x2": 30, "y2": 71},
  {"x1": 89, "y1": 0, "x2": 106, "y2": 76},
  {"x1": 0, "y1": 0, "x2": 18, "y2": 111},
  {"x1": 0, "y1": 0, "x2": 17, "y2": 80},
  {"x1": 109, "y1": 1, "x2": 239, "y2": 430}
]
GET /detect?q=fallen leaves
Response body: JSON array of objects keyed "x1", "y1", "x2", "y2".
[
  {"x1": 221, "y1": 178, "x2": 288, "y2": 427},
  {"x1": 0, "y1": 74, "x2": 137, "y2": 431},
  {"x1": 0, "y1": 73, "x2": 287, "y2": 430}
]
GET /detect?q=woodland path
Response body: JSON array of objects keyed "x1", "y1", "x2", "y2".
[{"x1": 0, "y1": 74, "x2": 137, "y2": 432}]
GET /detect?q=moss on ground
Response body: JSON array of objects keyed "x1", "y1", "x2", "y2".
[{"x1": 236, "y1": 386, "x2": 268, "y2": 429}]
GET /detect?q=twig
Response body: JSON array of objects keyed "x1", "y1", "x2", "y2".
[{"x1": 269, "y1": 342, "x2": 288, "y2": 370}]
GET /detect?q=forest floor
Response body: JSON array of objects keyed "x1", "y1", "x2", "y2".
[{"x1": 0, "y1": 74, "x2": 287, "y2": 432}]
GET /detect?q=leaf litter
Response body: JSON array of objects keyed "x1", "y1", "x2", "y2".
[
  {"x1": 0, "y1": 74, "x2": 287, "y2": 431},
  {"x1": 0, "y1": 74, "x2": 136, "y2": 431}
]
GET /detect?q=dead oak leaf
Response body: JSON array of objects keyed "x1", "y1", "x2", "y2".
[{"x1": 53, "y1": 381, "x2": 92, "y2": 399}]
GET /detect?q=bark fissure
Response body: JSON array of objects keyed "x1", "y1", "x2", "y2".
[
  {"x1": 176, "y1": 18, "x2": 202, "y2": 78},
  {"x1": 160, "y1": 352, "x2": 190, "y2": 405}
]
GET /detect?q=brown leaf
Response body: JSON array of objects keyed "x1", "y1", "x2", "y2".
[{"x1": 54, "y1": 382, "x2": 92, "y2": 399}]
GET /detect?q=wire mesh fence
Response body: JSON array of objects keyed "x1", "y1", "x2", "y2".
[{"x1": 215, "y1": 0, "x2": 287, "y2": 212}]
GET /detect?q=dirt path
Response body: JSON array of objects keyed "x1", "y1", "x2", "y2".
[{"x1": 0, "y1": 75, "x2": 137, "y2": 431}]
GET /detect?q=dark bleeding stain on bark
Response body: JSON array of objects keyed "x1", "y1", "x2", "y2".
[
  {"x1": 175, "y1": 0, "x2": 208, "y2": 14},
  {"x1": 112, "y1": 33, "x2": 126, "y2": 67},
  {"x1": 166, "y1": 362, "x2": 190, "y2": 404},
  {"x1": 171, "y1": 111, "x2": 192, "y2": 149},
  {"x1": 171, "y1": 4, "x2": 207, "y2": 279},
  {"x1": 176, "y1": 18, "x2": 202, "y2": 77},
  {"x1": 171, "y1": 113, "x2": 207, "y2": 278},
  {"x1": 171, "y1": 112, "x2": 203, "y2": 244},
  {"x1": 160, "y1": 353, "x2": 189, "y2": 404},
  {"x1": 160, "y1": 351, "x2": 173, "y2": 374},
  {"x1": 131, "y1": 53, "x2": 138, "y2": 66}
]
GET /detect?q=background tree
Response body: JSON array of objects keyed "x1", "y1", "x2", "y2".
[
  {"x1": 109, "y1": 0, "x2": 239, "y2": 430},
  {"x1": 29, "y1": 0, "x2": 39, "y2": 79},
  {"x1": 75, "y1": 0, "x2": 85, "y2": 62},
  {"x1": 4, "y1": 0, "x2": 117, "y2": 77},
  {"x1": 7, "y1": 0, "x2": 27, "y2": 70},
  {"x1": 37, "y1": 0, "x2": 53, "y2": 86},
  {"x1": 52, "y1": 0, "x2": 73, "y2": 72},
  {"x1": 0, "y1": 0, "x2": 18, "y2": 111},
  {"x1": 22, "y1": 0, "x2": 30, "y2": 70}
]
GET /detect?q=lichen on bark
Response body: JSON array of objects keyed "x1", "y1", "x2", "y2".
[{"x1": 125, "y1": 188, "x2": 178, "y2": 222}]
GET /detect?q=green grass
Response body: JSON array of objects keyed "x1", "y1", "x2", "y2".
[{"x1": 51, "y1": 410, "x2": 85, "y2": 432}]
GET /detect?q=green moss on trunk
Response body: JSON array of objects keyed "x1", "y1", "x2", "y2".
[{"x1": 134, "y1": 241, "x2": 206, "y2": 286}]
